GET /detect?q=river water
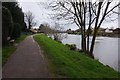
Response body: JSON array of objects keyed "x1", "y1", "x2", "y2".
[{"x1": 61, "y1": 34, "x2": 119, "y2": 72}]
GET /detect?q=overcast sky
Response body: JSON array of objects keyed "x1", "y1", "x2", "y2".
[{"x1": 18, "y1": 0, "x2": 119, "y2": 30}]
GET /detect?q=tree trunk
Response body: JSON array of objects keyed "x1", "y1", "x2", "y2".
[
  {"x1": 80, "y1": 27, "x2": 86, "y2": 53},
  {"x1": 87, "y1": 1, "x2": 91, "y2": 54},
  {"x1": 89, "y1": 29, "x2": 98, "y2": 59},
  {"x1": 83, "y1": 2, "x2": 86, "y2": 53},
  {"x1": 79, "y1": 26, "x2": 84, "y2": 52},
  {"x1": 89, "y1": 36, "x2": 95, "y2": 58},
  {"x1": 83, "y1": 35, "x2": 86, "y2": 52},
  {"x1": 87, "y1": 34, "x2": 89, "y2": 53},
  {"x1": 89, "y1": 2, "x2": 103, "y2": 59},
  {"x1": 28, "y1": 26, "x2": 30, "y2": 30},
  {"x1": 81, "y1": 35, "x2": 84, "y2": 51},
  {"x1": 82, "y1": 23, "x2": 86, "y2": 53}
]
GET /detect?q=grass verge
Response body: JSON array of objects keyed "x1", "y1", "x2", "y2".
[
  {"x1": 34, "y1": 34, "x2": 119, "y2": 78},
  {"x1": 2, "y1": 34, "x2": 29, "y2": 65}
]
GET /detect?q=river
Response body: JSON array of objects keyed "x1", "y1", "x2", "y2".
[{"x1": 61, "y1": 34, "x2": 119, "y2": 72}]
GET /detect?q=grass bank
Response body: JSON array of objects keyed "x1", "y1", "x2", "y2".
[
  {"x1": 2, "y1": 34, "x2": 29, "y2": 65},
  {"x1": 34, "y1": 34, "x2": 119, "y2": 78}
]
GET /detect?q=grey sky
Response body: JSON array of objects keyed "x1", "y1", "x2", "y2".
[{"x1": 18, "y1": 0, "x2": 119, "y2": 30}]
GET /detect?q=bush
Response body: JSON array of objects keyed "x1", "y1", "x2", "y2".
[
  {"x1": 66, "y1": 44, "x2": 77, "y2": 50},
  {"x1": 11, "y1": 23, "x2": 21, "y2": 39},
  {"x1": 78, "y1": 49, "x2": 84, "y2": 52},
  {"x1": 2, "y1": 7, "x2": 13, "y2": 46}
]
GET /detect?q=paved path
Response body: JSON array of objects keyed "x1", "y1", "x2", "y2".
[{"x1": 2, "y1": 36, "x2": 50, "y2": 78}]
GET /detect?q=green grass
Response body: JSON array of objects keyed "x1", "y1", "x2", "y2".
[
  {"x1": 34, "y1": 34, "x2": 119, "y2": 78},
  {"x1": 2, "y1": 34, "x2": 29, "y2": 65}
]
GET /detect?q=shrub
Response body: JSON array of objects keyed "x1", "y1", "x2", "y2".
[
  {"x1": 66, "y1": 44, "x2": 77, "y2": 50},
  {"x1": 2, "y1": 7, "x2": 13, "y2": 46},
  {"x1": 78, "y1": 49, "x2": 84, "y2": 52},
  {"x1": 11, "y1": 23, "x2": 21, "y2": 39}
]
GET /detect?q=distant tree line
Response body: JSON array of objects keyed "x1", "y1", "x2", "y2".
[
  {"x1": 66, "y1": 27, "x2": 120, "y2": 37},
  {"x1": 2, "y1": 2, "x2": 27, "y2": 46},
  {"x1": 66, "y1": 28, "x2": 92, "y2": 35}
]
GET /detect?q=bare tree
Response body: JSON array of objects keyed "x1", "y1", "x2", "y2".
[
  {"x1": 39, "y1": 22, "x2": 67, "y2": 41},
  {"x1": 52, "y1": 22, "x2": 67, "y2": 41},
  {"x1": 25, "y1": 11, "x2": 36, "y2": 30},
  {"x1": 39, "y1": 23, "x2": 52, "y2": 35},
  {"x1": 47, "y1": 0, "x2": 120, "y2": 58},
  {"x1": 49, "y1": 0, "x2": 94, "y2": 57},
  {"x1": 89, "y1": 1, "x2": 120, "y2": 58}
]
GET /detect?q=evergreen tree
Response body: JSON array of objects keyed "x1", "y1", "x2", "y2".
[
  {"x1": 2, "y1": 2, "x2": 27, "y2": 31},
  {"x1": 2, "y1": 7, "x2": 13, "y2": 46},
  {"x1": 11, "y1": 23, "x2": 21, "y2": 39}
]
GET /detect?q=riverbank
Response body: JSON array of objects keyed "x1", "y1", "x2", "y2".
[
  {"x1": 62, "y1": 33, "x2": 119, "y2": 71},
  {"x1": 2, "y1": 34, "x2": 29, "y2": 65},
  {"x1": 34, "y1": 34, "x2": 119, "y2": 78}
]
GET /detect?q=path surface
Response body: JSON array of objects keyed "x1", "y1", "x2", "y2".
[{"x1": 3, "y1": 36, "x2": 50, "y2": 78}]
